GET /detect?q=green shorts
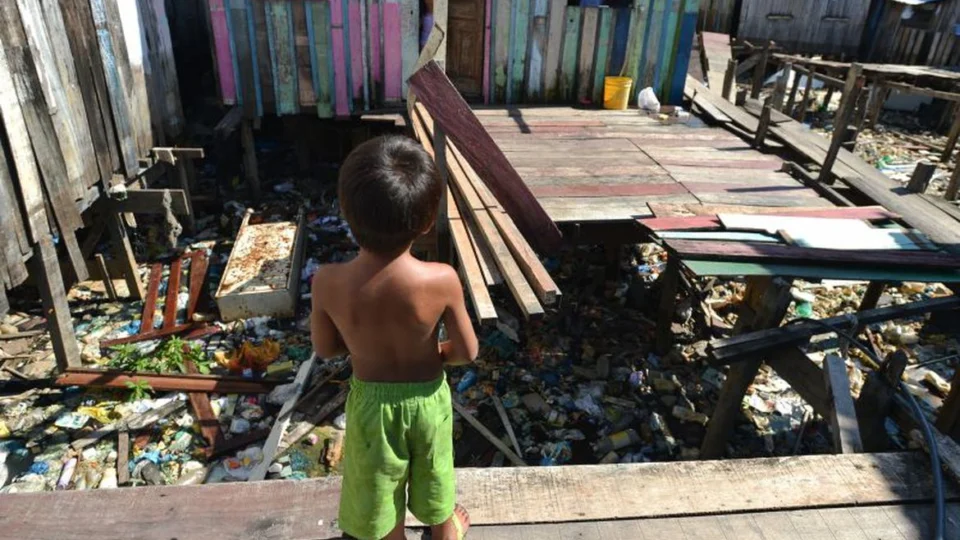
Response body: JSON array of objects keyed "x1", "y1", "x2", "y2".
[{"x1": 338, "y1": 375, "x2": 456, "y2": 540}]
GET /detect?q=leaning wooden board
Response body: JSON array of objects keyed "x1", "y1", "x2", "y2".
[
  {"x1": 0, "y1": 452, "x2": 950, "y2": 538},
  {"x1": 409, "y1": 61, "x2": 562, "y2": 254}
]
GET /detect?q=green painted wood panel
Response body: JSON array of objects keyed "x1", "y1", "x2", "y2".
[
  {"x1": 560, "y1": 6, "x2": 580, "y2": 102},
  {"x1": 308, "y1": 0, "x2": 334, "y2": 117},
  {"x1": 509, "y1": 0, "x2": 530, "y2": 102},
  {"x1": 592, "y1": 7, "x2": 613, "y2": 105}
]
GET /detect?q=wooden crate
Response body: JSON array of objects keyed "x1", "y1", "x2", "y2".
[{"x1": 214, "y1": 209, "x2": 306, "y2": 321}]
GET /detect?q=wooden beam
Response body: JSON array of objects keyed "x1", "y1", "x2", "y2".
[
  {"x1": 721, "y1": 59, "x2": 737, "y2": 102},
  {"x1": 111, "y1": 189, "x2": 190, "y2": 215},
  {"x1": 94, "y1": 254, "x2": 117, "y2": 300},
  {"x1": 56, "y1": 368, "x2": 281, "y2": 394},
  {"x1": 946, "y1": 162, "x2": 960, "y2": 201},
  {"x1": 823, "y1": 354, "x2": 863, "y2": 453},
  {"x1": 857, "y1": 350, "x2": 908, "y2": 452},
  {"x1": 241, "y1": 119, "x2": 260, "y2": 198},
  {"x1": 753, "y1": 97, "x2": 772, "y2": 149},
  {"x1": 163, "y1": 257, "x2": 182, "y2": 328},
  {"x1": 818, "y1": 64, "x2": 864, "y2": 184},
  {"x1": 151, "y1": 147, "x2": 206, "y2": 164},
  {"x1": 710, "y1": 295, "x2": 960, "y2": 364},
  {"x1": 884, "y1": 80, "x2": 960, "y2": 103},
  {"x1": 408, "y1": 61, "x2": 563, "y2": 254},
  {"x1": 451, "y1": 399, "x2": 526, "y2": 466},
  {"x1": 767, "y1": 347, "x2": 831, "y2": 418},
  {"x1": 637, "y1": 206, "x2": 898, "y2": 231},
  {"x1": 906, "y1": 161, "x2": 936, "y2": 194},
  {"x1": 942, "y1": 111, "x2": 960, "y2": 163},
  {"x1": 34, "y1": 236, "x2": 80, "y2": 369},
  {"x1": 106, "y1": 214, "x2": 144, "y2": 300}
]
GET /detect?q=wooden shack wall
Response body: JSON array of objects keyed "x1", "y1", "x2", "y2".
[
  {"x1": 698, "y1": 0, "x2": 737, "y2": 34},
  {"x1": 0, "y1": 0, "x2": 183, "y2": 315},
  {"x1": 866, "y1": 0, "x2": 960, "y2": 68},
  {"x1": 205, "y1": 0, "x2": 700, "y2": 115},
  {"x1": 737, "y1": 0, "x2": 869, "y2": 56}
]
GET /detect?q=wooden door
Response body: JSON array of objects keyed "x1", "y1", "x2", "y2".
[{"x1": 447, "y1": 0, "x2": 485, "y2": 98}]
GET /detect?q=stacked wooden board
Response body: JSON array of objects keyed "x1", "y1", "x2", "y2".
[
  {"x1": 410, "y1": 103, "x2": 560, "y2": 323},
  {"x1": 204, "y1": 0, "x2": 702, "y2": 116},
  {"x1": 0, "y1": 0, "x2": 183, "y2": 315}
]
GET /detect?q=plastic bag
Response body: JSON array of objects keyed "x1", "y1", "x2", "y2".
[{"x1": 637, "y1": 87, "x2": 660, "y2": 112}]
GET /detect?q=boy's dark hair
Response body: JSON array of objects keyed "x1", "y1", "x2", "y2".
[{"x1": 339, "y1": 135, "x2": 442, "y2": 255}]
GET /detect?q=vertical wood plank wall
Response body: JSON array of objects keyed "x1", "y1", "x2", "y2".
[
  {"x1": 868, "y1": 0, "x2": 960, "y2": 68},
  {"x1": 207, "y1": 0, "x2": 699, "y2": 115}
]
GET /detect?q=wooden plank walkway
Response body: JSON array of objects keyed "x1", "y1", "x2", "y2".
[
  {"x1": 0, "y1": 452, "x2": 952, "y2": 539},
  {"x1": 474, "y1": 106, "x2": 831, "y2": 223}
]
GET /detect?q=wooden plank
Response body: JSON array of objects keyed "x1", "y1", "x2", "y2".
[
  {"x1": 543, "y1": 0, "x2": 565, "y2": 102},
  {"x1": 559, "y1": 7, "x2": 580, "y2": 102},
  {"x1": 452, "y1": 399, "x2": 526, "y2": 466},
  {"x1": 638, "y1": 206, "x2": 898, "y2": 231},
  {"x1": 251, "y1": 0, "x2": 274, "y2": 110},
  {"x1": 624, "y1": 0, "x2": 648, "y2": 94},
  {"x1": 116, "y1": 0, "x2": 154, "y2": 154},
  {"x1": 491, "y1": 0, "x2": 510, "y2": 103},
  {"x1": 34, "y1": 236, "x2": 81, "y2": 369},
  {"x1": 526, "y1": 0, "x2": 547, "y2": 102},
  {"x1": 144, "y1": 0, "x2": 185, "y2": 137},
  {"x1": 366, "y1": 0, "x2": 380, "y2": 104},
  {"x1": 266, "y1": 1, "x2": 297, "y2": 115},
  {"x1": 90, "y1": 0, "x2": 139, "y2": 178},
  {"x1": 666, "y1": 0, "x2": 697, "y2": 104},
  {"x1": 208, "y1": 0, "x2": 237, "y2": 103},
  {"x1": 819, "y1": 64, "x2": 864, "y2": 183},
  {"x1": 655, "y1": 0, "x2": 682, "y2": 98},
  {"x1": 399, "y1": 0, "x2": 418, "y2": 97},
  {"x1": 591, "y1": 7, "x2": 613, "y2": 106},
  {"x1": 464, "y1": 214, "x2": 502, "y2": 287},
  {"x1": 346, "y1": 0, "x2": 363, "y2": 109},
  {"x1": 111, "y1": 189, "x2": 191, "y2": 215},
  {"x1": 410, "y1": 64, "x2": 563, "y2": 253},
  {"x1": 0, "y1": 453, "x2": 950, "y2": 537},
  {"x1": 508, "y1": 0, "x2": 530, "y2": 103},
  {"x1": 57, "y1": 368, "x2": 280, "y2": 394},
  {"x1": 163, "y1": 257, "x2": 182, "y2": 328},
  {"x1": 0, "y1": 151, "x2": 29, "y2": 288},
  {"x1": 330, "y1": 0, "x2": 350, "y2": 116},
  {"x1": 248, "y1": 356, "x2": 315, "y2": 481},
  {"x1": 822, "y1": 354, "x2": 863, "y2": 454},
  {"x1": 306, "y1": 0, "x2": 334, "y2": 117},
  {"x1": 639, "y1": 0, "x2": 665, "y2": 91},
  {"x1": 382, "y1": 0, "x2": 402, "y2": 102},
  {"x1": 576, "y1": 7, "x2": 599, "y2": 104},
  {"x1": 482, "y1": 0, "x2": 491, "y2": 103},
  {"x1": 100, "y1": 0, "x2": 150, "y2": 161},
  {"x1": 665, "y1": 239, "x2": 960, "y2": 269},
  {"x1": 140, "y1": 263, "x2": 162, "y2": 333},
  {"x1": 229, "y1": 0, "x2": 257, "y2": 118}
]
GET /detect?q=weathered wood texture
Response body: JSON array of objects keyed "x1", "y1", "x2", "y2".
[
  {"x1": 866, "y1": 0, "x2": 960, "y2": 68},
  {"x1": 738, "y1": 0, "x2": 870, "y2": 56}
]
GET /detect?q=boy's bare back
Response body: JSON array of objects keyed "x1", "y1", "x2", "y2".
[{"x1": 311, "y1": 251, "x2": 473, "y2": 382}]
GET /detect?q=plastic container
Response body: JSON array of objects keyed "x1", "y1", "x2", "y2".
[
  {"x1": 593, "y1": 429, "x2": 642, "y2": 455},
  {"x1": 603, "y1": 77, "x2": 633, "y2": 110}
]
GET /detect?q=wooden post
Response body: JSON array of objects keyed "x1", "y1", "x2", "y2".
[
  {"x1": 701, "y1": 278, "x2": 793, "y2": 459},
  {"x1": 823, "y1": 354, "x2": 863, "y2": 454},
  {"x1": 865, "y1": 86, "x2": 891, "y2": 128},
  {"x1": 795, "y1": 67, "x2": 816, "y2": 120},
  {"x1": 943, "y1": 109, "x2": 960, "y2": 163},
  {"x1": 854, "y1": 89, "x2": 871, "y2": 132},
  {"x1": 107, "y1": 214, "x2": 144, "y2": 300},
  {"x1": 818, "y1": 64, "x2": 864, "y2": 184},
  {"x1": 771, "y1": 62, "x2": 792, "y2": 111},
  {"x1": 823, "y1": 87, "x2": 835, "y2": 111},
  {"x1": 840, "y1": 126, "x2": 859, "y2": 153},
  {"x1": 433, "y1": 125, "x2": 450, "y2": 263},
  {"x1": 753, "y1": 97, "x2": 772, "y2": 149},
  {"x1": 857, "y1": 350, "x2": 907, "y2": 452},
  {"x1": 117, "y1": 430, "x2": 130, "y2": 485},
  {"x1": 175, "y1": 160, "x2": 196, "y2": 234},
  {"x1": 240, "y1": 119, "x2": 260, "y2": 198},
  {"x1": 34, "y1": 236, "x2": 81, "y2": 370},
  {"x1": 721, "y1": 58, "x2": 737, "y2": 102},
  {"x1": 655, "y1": 256, "x2": 682, "y2": 354},
  {"x1": 95, "y1": 254, "x2": 117, "y2": 300},
  {"x1": 906, "y1": 161, "x2": 936, "y2": 194},
  {"x1": 784, "y1": 64, "x2": 802, "y2": 114},
  {"x1": 946, "y1": 162, "x2": 960, "y2": 201},
  {"x1": 750, "y1": 41, "x2": 772, "y2": 99}
]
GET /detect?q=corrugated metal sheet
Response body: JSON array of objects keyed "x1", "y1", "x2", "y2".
[{"x1": 738, "y1": 0, "x2": 870, "y2": 56}]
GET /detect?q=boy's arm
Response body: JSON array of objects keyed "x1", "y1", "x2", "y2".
[
  {"x1": 311, "y1": 269, "x2": 348, "y2": 359},
  {"x1": 438, "y1": 266, "x2": 479, "y2": 366}
]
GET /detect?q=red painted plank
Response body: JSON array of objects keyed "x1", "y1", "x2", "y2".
[
  {"x1": 186, "y1": 251, "x2": 209, "y2": 321},
  {"x1": 681, "y1": 182, "x2": 819, "y2": 196},
  {"x1": 652, "y1": 157, "x2": 783, "y2": 169},
  {"x1": 664, "y1": 239, "x2": 960, "y2": 269},
  {"x1": 638, "y1": 206, "x2": 901, "y2": 231},
  {"x1": 531, "y1": 183, "x2": 689, "y2": 197},
  {"x1": 163, "y1": 257, "x2": 182, "y2": 328},
  {"x1": 410, "y1": 62, "x2": 562, "y2": 253},
  {"x1": 140, "y1": 264, "x2": 162, "y2": 333}
]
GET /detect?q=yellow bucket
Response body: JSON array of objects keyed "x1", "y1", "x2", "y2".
[{"x1": 603, "y1": 76, "x2": 633, "y2": 110}]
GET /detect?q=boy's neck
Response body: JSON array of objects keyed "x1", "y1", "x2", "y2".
[{"x1": 356, "y1": 246, "x2": 413, "y2": 267}]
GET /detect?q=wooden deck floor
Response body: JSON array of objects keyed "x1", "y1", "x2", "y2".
[{"x1": 474, "y1": 107, "x2": 831, "y2": 224}]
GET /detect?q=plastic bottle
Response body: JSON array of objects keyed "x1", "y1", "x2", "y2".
[
  {"x1": 56, "y1": 458, "x2": 77, "y2": 490},
  {"x1": 456, "y1": 370, "x2": 478, "y2": 393},
  {"x1": 593, "y1": 429, "x2": 642, "y2": 455}
]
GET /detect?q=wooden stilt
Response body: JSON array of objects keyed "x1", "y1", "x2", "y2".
[
  {"x1": 946, "y1": 162, "x2": 960, "y2": 201},
  {"x1": 34, "y1": 236, "x2": 81, "y2": 370},
  {"x1": 721, "y1": 59, "x2": 737, "y2": 102},
  {"x1": 750, "y1": 41, "x2": 772, "y2": 99},
  {"x1": 866, "y1": 86, "x2": 891, "y2": 128},
  {"x1": 823, "y1": 87, "x2": 835, "y2": 111},
  {"x1": 906, "y1": 161, "x2": 936, "y2": 194},
  {"x1": 753, "y1": 97, "x2": 772, "y2": 149},
  {"x1": 701, "y1": 277, "x2": 793, "y2": 459},
  {"x1": 771, "y1": 62, "x2": 792, "y2": 111},
  {"x1": 655, "y1": 256, "x2": 681, "y2": 354},
  {"x1": 818, "y1": 64, "x2": 864, "y2": 184},
  {"x1": 784, "y1": 64, "x2": 802, "y2": 114},
  {"x1": 857, "y1": 350, "x2": 907, "y2": 451},
  {"x1": 795, "y1": 67, "x2": 816, "y2": 121},
  {"x1": 941, "y1": 106, "x2": 960, "y2": 164},
  {"x1": 175, "y1": 161, "x2": 196, "y2": 234},
  {"x1": 95, "y1": 254, "x2": 117, "y2": 300},
  {"x1": 107, "y1": 214, "x2": 144, "y2": 300},
  {"x1": 241, "y1": 119, "x2": 260, "y2": 198}
]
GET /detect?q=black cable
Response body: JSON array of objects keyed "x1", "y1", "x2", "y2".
[{"x1": 786, "y1": 317, "x2": 945, "y2": 540}]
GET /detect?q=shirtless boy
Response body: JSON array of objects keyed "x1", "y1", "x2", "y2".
[{"x1": 311, "y1": 135, "x2": 478, "y2": 540}]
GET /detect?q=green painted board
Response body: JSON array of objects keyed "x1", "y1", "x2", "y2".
[
  {"x1": 592, "y1": 7, "x2": 613, "y2": 105},
  {"x1": 683, "y1": 260, "x2": 960, "y2": 283},
  {"x1": 640, "y1": 0, "x2": 664, "y2": 91},
  {"x1": 266, "y1": 1, "x2": 297, "y2": 115},
  {"x1": 657, "y1": 0, "x2": 683, "y2": 98},
  {"x1": 493, "y1": 0, "x2": 511, "y2": 103},
  {"x1": 624, "y1": 0, "x2": 647, "y2": 100},
  {"x1": 560, "y1": 6, "x2": 580, "y2": 102},
  {"x1": 509, "y1": 0, "x2": 530, "y2": 102},
  {"x1": 308, "y1": 0, "x2": 334, "y2": 117}
]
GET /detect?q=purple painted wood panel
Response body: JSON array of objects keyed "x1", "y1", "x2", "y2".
[
  {"x1": 483, "y1": 0, "x2": 492, "y2": 103},
  {"x1": 369, "y1": 1, "x2": 381, "y2": 92},
  {"x1": 209, "y1": 0, "x2": 236, "y2": 103},
  {"x1": 383, "y1": 1, "x2": 402, "y2": 101},
  {"x1": 348, "y1": 0, "x2": 363, "y2": 102},
  {"x1": 330, "y1": 0, "x2": 350, "y2": 116}
]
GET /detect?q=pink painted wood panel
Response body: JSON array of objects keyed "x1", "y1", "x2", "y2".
[
  {"x1": 383, "y1": 2, "x2": 402, "y2": 100},
  {"x1": 330, "y1": 0, "x2": 350, "y2": 116},
  {"x1": 208, "y1": 0, "x2": 236, "y2": 103},
  {"x1": 369, "y1": 1, "x2": 381, "y2": 92},
  {"x1": 531, "y1": 183, "x2": 689, "y2": 197},
  {"x1": 348, "y1": 0, "x2": 363, "y2": 102},
  {"x1": 483, "y1": 0, "x2": 491, "y2": 104}
]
